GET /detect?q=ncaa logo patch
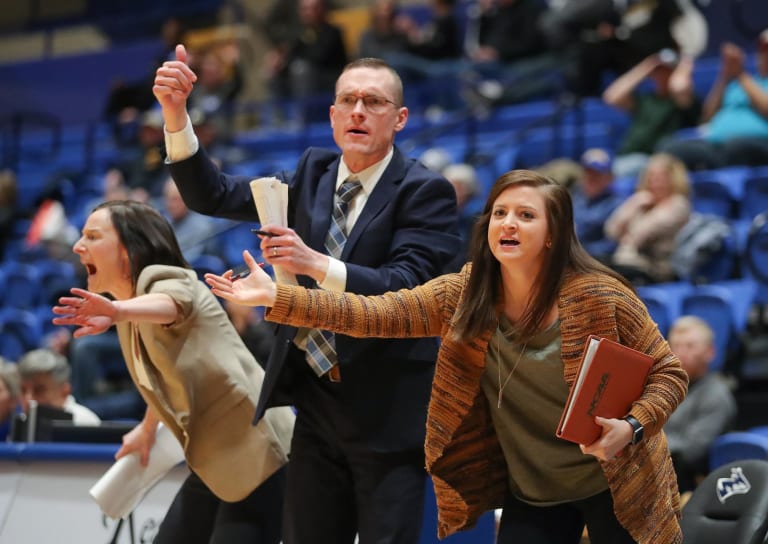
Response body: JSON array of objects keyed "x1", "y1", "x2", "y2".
[{"x1": 717, "y1": 466, "x2": 751, "y2": 503}]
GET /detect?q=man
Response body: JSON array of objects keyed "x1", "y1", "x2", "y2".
[
  {"x1": 17, "y1": 348, "x2": 101, "y2": 426},
  {"x1": 161, "y1": 177, "x2": 219, "y2": 262},
  {"x1": 570, "y1": 148, "x2": 623, "y2": 262},
  {"x1": 154, "y1": 46, "x2": 460, "y2": 543},
  {"x1": 264, "y1": 0, "x2": 347, "y2": 105},
  {"x1": 0, "y1": 358, "x2": 21, "y2": 441},
  {"x1": 666, "y1": 316, "x2": 737, "y2": 492},
  {"x1": 602, "y1": 49, "x2": 700, "y2": 178}
]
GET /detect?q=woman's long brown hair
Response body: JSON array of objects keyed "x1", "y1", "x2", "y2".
[{"x1": 451, "y1": 170, "x2": 632, "y2": 342}]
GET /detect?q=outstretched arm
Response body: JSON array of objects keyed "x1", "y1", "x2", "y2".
[
  {"x1": 206, "y1": 250, "x2": 277, "y2": 307},
  {"x1": 53, "y1": 288, "x2": 180, "y2": 337},
  {"x1": 702, "y1": 42, "x2": 743, "y2": 123},
  {"x1": 602, "y1": 53, "x2": 661, "y2": 111}
]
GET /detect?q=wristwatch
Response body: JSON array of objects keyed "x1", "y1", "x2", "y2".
[{"x1": 623, "y1": 415, "x2": 644, "y2": 445}]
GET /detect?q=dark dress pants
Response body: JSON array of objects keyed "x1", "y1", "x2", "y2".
[
  {"x1": 154, "y1": 468, "x2": 285, "y2": 544},
  {"x1": 282, "y1": 366, "x2": 427, "y2": 544}
]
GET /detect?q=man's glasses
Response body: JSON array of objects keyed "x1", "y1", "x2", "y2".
[{"x1": 334, "y1": 93, "x2": 398, "y2": 114}]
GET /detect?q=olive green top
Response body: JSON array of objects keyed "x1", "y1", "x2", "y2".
[{"x1": 483, "y1": 317, "x2": 607, "y2": 504}]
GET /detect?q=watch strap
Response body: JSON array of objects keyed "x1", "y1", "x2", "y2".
[{"x1": 623, "y1": 415, "x2": 643, "y2": 444}]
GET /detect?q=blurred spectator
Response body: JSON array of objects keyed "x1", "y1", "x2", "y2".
[
  {"x1": 395, "y1": 0, "x2": 462, "y2": 62},
  {"x1": 66, "y1": 328, "x2": 144, "y2": 421},
  {"x1": 532, "y1": 157, "x2": 584, "y2": 190},
  {"x1": 358, "y1": 0, "x2": 408, "y2": 59},
  {"x1": 603, "y1": 49, "x2": 701, "y2": 178},
  {"x1": 666, "y1": 316, "x2": 737, "y2": 493},
  {"x1": 383, "y1": 0, "x2": 464, "y2": 111},
  {"x1": 264, "y1": 0, "x2": 347, "y2": 107},
  {"x1": 187, "y1": 45, "x2": 243, "y2": 142},
  {"x1": 419, "y1": 146, "x2": 453, "y2": 173},
  {"x1": 76, "y1": 168, "x2": 147, "y2": 228},
  {"x1": 659, "y1": 32, "x2": 768, "y2": 170},
  {"x1": 442, "y1": 162, "x2": 480, "y2": 271},
  {"x1": 118, "y1": 108, "x2": 170, "y2": 198},
  {"x1": 262, "y1": 0, "x2": 300, "y2": 50},
  {"x1": 465, "y1": 0, "x2": 546, "y2": 65},
  {"x1": 18, "y1": 348, "x2": 101, "y2": 425},
  {"x1": 461, "y1": 0, "x2": 562, "y2": 107},
  {"x1": 25, "y1": 192, "x2": 80, "y2": 264},
  {"x1": 0, "y1": 169, "x2": 18, "y2": 260},
  {"x1": 604, "y1": 152, "x2": 691, "y2": 283},
  {"x1": 0, "y1": 358, "x2": 21, "y2": 441},
  {"x1": 570, "y1": 148, "x2": 623, "y2": 261},
  {"x1": 537, "y1": 0, "x2": 616, "y2": 52},
  {"x1": 103, "y1": 17, "x2": 186, "y2": 145},
  {"x1": 568, "y1": 0, "x2": 707, "y2": 97},
  {"x1": 161, "y1": 177, "x2": 220, "y2": 262},
  {"x1": 101, "y1": 168, "x2": 133, "y2": 202}
]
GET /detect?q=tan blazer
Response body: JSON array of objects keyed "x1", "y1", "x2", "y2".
[{"x1": 117, "y1": 265, "x2": 294, "y2": 502}]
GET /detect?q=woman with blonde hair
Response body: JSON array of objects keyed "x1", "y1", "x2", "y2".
[{"x1": 605, "y1": 152, "x2": 692, "y2": 283}]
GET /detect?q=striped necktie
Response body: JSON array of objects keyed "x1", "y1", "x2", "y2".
[{"x1": 305, "y1": 178, "x2": 363, "y2": 379}]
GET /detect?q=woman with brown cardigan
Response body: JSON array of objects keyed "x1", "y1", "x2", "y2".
[{"x1": 207, "y1": 170, "x2": 688, "y2": 544}]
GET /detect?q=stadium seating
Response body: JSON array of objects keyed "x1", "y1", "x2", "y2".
[{"x1": 681, "y1": 458, "x2": 768, "y2": 544}]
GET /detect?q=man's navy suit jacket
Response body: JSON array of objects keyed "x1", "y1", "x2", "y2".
[{"x1": 169, "y1": 145, "x2": 461, "y2": 451}]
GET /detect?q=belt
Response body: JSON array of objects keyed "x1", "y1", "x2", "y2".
[{"x1": 326, "y1": 365, "x2": 342, "y2": 382}]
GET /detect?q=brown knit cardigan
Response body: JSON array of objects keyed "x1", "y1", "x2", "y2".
[{"x1": 266, "y1": 266, "x2": 688, "y2": 543}]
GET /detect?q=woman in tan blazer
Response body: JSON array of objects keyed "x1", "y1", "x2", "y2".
[
  {"x1": 208, "y1": 170, "x2": 689, "y2": 544},
  {"x1": 53, "y1": 200, "x2": 293, "y2": 544}
]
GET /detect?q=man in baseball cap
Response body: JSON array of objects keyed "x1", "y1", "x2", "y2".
[{"x1": 571, "y1": 148, "x2": 623, "y2": 262}]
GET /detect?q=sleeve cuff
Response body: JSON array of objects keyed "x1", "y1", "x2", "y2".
[
  {"x1": 318, "y1": 257, "x2": 346, "y2": 292},
  {"x1": 164, "y1": 113, "x2": 199, "y2": 163}
]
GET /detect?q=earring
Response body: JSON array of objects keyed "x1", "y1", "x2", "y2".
[{"x1": 546, "y1": 240, "x2": 552, "y2": 248}]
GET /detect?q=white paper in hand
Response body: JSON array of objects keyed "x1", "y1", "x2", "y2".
[
  {"x1": 249, "y1": 177, "x2": 297, "y2": 285},
  {"x1": 89, "y1": 424, "x2": 185, "y2": 520}
]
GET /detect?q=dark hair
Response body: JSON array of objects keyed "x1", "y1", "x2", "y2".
[
  {"x1": 93, "y1": 200, "x2": 191, "y2": 292},
  {"x1": 337, "y1": 57, "x2": 404, "y2": 106},
  {"x1": 452, "y1": 169, "x2": 631, "y2": 342}
]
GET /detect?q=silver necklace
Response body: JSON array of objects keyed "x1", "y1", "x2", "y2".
[{"x1": 496, "y1": 329, "x2": 527, "y2": 409}]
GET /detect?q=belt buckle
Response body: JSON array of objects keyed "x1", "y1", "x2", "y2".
[{"x1": 327, "y1": 365, "x2": 342, "y2": 383}]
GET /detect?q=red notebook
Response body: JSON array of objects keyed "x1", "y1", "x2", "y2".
[{"x1": 556, "y1": 335, "x2": 653, "y2": 445}]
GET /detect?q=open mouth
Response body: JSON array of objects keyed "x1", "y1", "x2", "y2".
[
  {"x1": 500, "y1": 239, "x2": 519, "y2": 246},
  {"x1": 85, "y1": 263, "x2": 96, "y2": 275},
  {"x1": 347, "y1": 128, "x2": 367, "y2": 135}
]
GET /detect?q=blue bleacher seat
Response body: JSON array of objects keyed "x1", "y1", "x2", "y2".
[
  {"x1": 216, "y1": 221, "x2": 264, "y2": 270},
  {"x1": 680, "y1": 281, "x2": 757, "y2": 372},
  {"x1": 35, "y1": 304, "x2": 59, "y2": 339},
  {"x1": 736, "y1": 215, "x2": 768, "y2": 307},
  {"x1": 189, "y1": 254, "x2": 227, "y2": 282},
  {"x1": 514, "y1": 123, "x2": 613, "y2": 168},
  {"x1": 690, "y1": 167, "x2": 749, "y2": 219},
  {"x1": 691, "y1": 178, "x2": 738, "y2": 219},
  {"x1": 34, "y1": 259, "x2": 78, "y2": 306},
  {"x1": 636, "y1": 285, "x2": 676, "y2": 335},
  {"x1": 748, "y1": 426, "x2": 768, "y2": 438},
  {"x1": 0, "y1": 261, "x2": 42, "y2": 309},
  {"x1": 741, "y1": 173, "x2": 768, "y2": 221},
  {"x1": 0, "y1": 307, "x2": 43, "y2": 361},
  {"x1": 710, "y1": 432, "x2": 768, "y2": 471}
]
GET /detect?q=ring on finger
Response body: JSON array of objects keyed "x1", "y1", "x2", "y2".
[{"x1": 272, "y1": 246, "x2": 278, "y2": 257}]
